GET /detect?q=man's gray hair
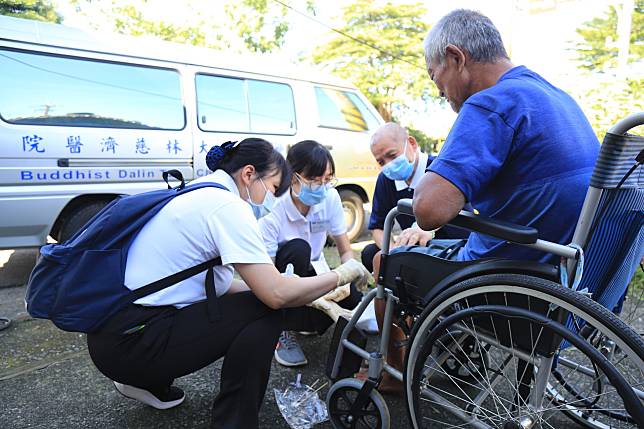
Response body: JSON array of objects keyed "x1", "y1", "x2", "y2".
[{"x1": 423, "y1": 9, "x2": 509, "y2": 66}]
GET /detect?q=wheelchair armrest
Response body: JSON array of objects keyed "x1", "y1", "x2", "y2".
[
  {"x1": 396, "y1": 198, "x2": 538, "y2": 244},
  {"x1": 448, "y1": 211, "x2": 538, "y2": 244},
  {"x1": 397, "y1": 199, "x2": 414, "y2": 216}
]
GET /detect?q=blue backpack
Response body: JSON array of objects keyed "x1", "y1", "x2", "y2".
[{"x1": 25, "y1": 170, "x2": 229, "y2": 333}]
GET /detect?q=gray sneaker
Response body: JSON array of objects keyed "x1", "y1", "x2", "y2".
[{"x1": 274, "y1": 331, "x2": 308, "y2": 367}]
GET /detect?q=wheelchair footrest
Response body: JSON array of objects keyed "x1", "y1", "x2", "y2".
[{"x1": 325, "y1": 316, "x2": 367, "y2": 382}]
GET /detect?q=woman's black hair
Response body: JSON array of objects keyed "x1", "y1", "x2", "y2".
[
  {"x1": 286, "y1": 140, "x2": 335, "y2": 179},
  {"x1": 206, "y1": 138, "x2": 291, "y2": 197}
]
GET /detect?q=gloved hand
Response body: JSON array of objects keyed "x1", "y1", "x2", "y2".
[
  {"x1": 321, "y1": 284, "x2": 350, "y2": 302},
  {"x1": 308, "y1": 296, "x2": 353, "y2": 323},
  {"x1": 331, "y1": 259, "x2": 372, "y2": 292}
]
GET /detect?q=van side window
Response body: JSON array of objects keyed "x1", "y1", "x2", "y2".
[
  {"x1": 196, "y1": 74, "x2": 296, "y2": 135},
  {"x1": 315, "y1": 87, "x2": 380, "y2": 132},
  {"x1": 0, "y1": 49, "x2": 185, "y2": 130}
]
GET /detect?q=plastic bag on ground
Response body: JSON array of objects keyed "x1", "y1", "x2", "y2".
[{"x1": 274, "y1": 374, "x2": 328, "y2": 429}]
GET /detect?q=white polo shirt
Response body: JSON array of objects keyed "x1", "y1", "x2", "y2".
[
  {"x1": 125, "y1": 169, "x2": 272, "y2": 308},
  {"x1": 394, "y1": 151, "x2": 428, "y2": 191},
  {"x1": 259, "y1": 188, "x2": 346, "y2": 263}
]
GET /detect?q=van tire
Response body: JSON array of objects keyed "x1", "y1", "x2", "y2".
[
  {"x1": 339, "y1": 189, "x2": 364, "y2": 242},
  {"x1": 57, "y1": 200, "x2": 111, "y2": 243}
]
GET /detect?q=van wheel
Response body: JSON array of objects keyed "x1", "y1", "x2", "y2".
[
  {"x1": 57, "y1": 200, "x2": 111, "y2": 243},
  {"x1": 339, "y1": 189, "x2": 364, "y2": 242}
]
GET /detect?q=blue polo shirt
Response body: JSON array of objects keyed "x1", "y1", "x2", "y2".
[
  {"x1": 369, "y1": 155, "x2": 469, "y2": 239},
  {"x1": 428, "y1": 65, "x2": 599, "y2": 263}
]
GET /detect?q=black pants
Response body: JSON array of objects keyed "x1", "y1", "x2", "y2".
[
  {"x1": 87, "y1": 292, "x2": 321, "y2": 429},
  {"x1": 275, "y1": 238, "x2": 361, "y2": 334},
  {"x1": 360, "y1": 242, "x2": 380, "y2": 274}
]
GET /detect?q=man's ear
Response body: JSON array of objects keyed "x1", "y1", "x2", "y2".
[
  {"x1": 445, "y1": 44, "x2": 467, "y2": 72},
  {"x1": 408, "y1": 134, "x2": 419, "y2": 150}
]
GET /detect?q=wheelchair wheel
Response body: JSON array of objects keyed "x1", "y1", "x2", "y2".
[
  {"x1": 327, "y1": 378, "x2": 391, "y2": 429},
  {"x1": 404, "y1": 274, "x2": 644, "y2": 429}
]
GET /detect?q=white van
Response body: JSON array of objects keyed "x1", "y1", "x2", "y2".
[{"x1": 0, "y1": 16, "x2": 383, "y2": 249}]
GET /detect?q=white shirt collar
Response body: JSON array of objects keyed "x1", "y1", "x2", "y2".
[
  {"x1": 193, "y1": 169, "x2": 240, "y2": 197},
  {"x1": 284, "y1": 191, "x2": 324, "y2": 222},
  {"x1": 394, "y1": 151, "x2": 429, "y2": 191}
]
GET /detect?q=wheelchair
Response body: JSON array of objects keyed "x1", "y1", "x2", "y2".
[{"x1": 325, "y1": 112, "x2": 644, "y2": 429}]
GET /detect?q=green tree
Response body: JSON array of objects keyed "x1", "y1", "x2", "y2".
[
  {"x1": 70, "y1": 0, "x2": 313, "y2": 53},
  {"x1": 109, "y1": 4, "x2": 209, "y2": 48},
  {"x1": 311, "y1": 0, "x2": 431, "y2": 122},
  {"x1": 573, "y1": 2, "x2": 643, "y2": 139},
  {"x1": 224, "y1": 0, "x2": 314, "y2": 53},
  {"x1": 573, "y1": 78, "x2": 643, "y2": 139},
  {"x1": 407, "y1": 125, "x2": 439, "y2": 154},
  {"x1": 0, "y1": 0, "x2": 61, "y2": 23},
  {"x1": 575, "y1": 0, "x2": 643, "y2": 70}
]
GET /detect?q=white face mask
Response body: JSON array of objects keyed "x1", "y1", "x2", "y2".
[{"x1": 246, "y1": 178, "x2": 275, "y2": 219}]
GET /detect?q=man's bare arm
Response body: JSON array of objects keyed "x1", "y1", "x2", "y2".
[{"x1": 413, "y1": 172, "x2": 466, "y2": 230}]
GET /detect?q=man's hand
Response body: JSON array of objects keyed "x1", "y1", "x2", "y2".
[{"x1": 392, "y1": 227, "x2": 435, "y2": 249}]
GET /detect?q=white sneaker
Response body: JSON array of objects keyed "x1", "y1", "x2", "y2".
[{"x1": 113, "y1": 382, "x2": 185, "y2": 410}]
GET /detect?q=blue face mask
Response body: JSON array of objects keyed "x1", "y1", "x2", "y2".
[
  {"x1": 246, "y1": 178, "x2": 276, "y2": 219},
  {"x1": 295, "y1": 175, "x2": 329, "y2": 206},
  {"x1": 382, "y1": 141, "x2": 415, "y2": 181}
]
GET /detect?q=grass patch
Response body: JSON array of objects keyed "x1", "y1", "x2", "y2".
[{"x1": 628, "y1": 265, "x2": 644, "y2": 300}]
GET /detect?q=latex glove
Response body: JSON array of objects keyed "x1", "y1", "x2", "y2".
[
  {"x1": 308, "y1": 296, "x2": 353, "y2": 323},
  {"x1": 321, "y1": 284, "x2": 350, "y2": 303},
  {"x1": 331, "y1": 259, "x2": 372, "y2": 292}
]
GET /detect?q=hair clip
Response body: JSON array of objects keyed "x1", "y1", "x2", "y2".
[{"x1": 221, "y1": 140, "x2": 240, "y2": 152}]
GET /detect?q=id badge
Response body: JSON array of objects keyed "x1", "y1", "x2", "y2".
[{"x1": 309, "y1": 219, "x2": 330, "y2": 233}]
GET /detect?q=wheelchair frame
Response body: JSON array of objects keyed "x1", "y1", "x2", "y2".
[{"x1": 326, "y1": 112, "x2": 644, "y2": 429}]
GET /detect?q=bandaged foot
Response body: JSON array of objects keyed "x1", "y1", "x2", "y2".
[{"x1": 331, "y1": 259, "x2": 372, "y2": 292}]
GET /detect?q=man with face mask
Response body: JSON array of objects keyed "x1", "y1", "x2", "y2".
[{"x1": 360, "y1": 122, "x2": 469, "y2": 273}]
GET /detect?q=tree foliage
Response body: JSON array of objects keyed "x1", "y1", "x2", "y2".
[
  {"x1": 109, "y1": 4, "x2": 208, "y2": 47},
  {"x1": 0, "y1": 0, "x2": 61, "y2": 23},
  {"x1": 70, "y1": 0, "x2": 313, "y2": 53},
  {"x1": 407, "y1": 125, "x2": 439, "y2": 154},
  {"x1": 573, "y1": 77, "x2": 643, "y2": 139},
  {"x1": 311, "y1": 0, "x2": 431, "y2": 122},
  {"x1": 573, "y1": 2, "x2": 643, "y2": 139},
  {"x1": 575, "y1": 0, "x2": 643, "y2": 70},
  {"x1": 224, "y1": 0, "x2": 315, "y2": 53}
]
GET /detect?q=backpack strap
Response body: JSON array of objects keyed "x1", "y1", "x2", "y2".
[
  {"x1": 127, "y1": 179, "x2": 230, "y2": 317},
  {"x1": 131, "y1": 257, "x2": 222, "y2": 300}
]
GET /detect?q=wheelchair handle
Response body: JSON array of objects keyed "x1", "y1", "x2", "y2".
[{"x1": 609, "y1": 111, "x2": 644, "y2": 135}]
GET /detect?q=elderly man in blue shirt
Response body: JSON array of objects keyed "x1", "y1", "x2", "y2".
[
  {"x1": 414, "y1": 8, "x2": 599, "y2": 263},
  {"x1": 372, "y1": 8, "x2": 600, "y2": 393}
]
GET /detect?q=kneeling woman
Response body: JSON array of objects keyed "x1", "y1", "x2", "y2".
[
  {"x1": 259, "y1": 140, "x2": 364, "y2": 367},
  {"x1": 86, "y1": 138, "x2": 368, "y2": 429}
]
